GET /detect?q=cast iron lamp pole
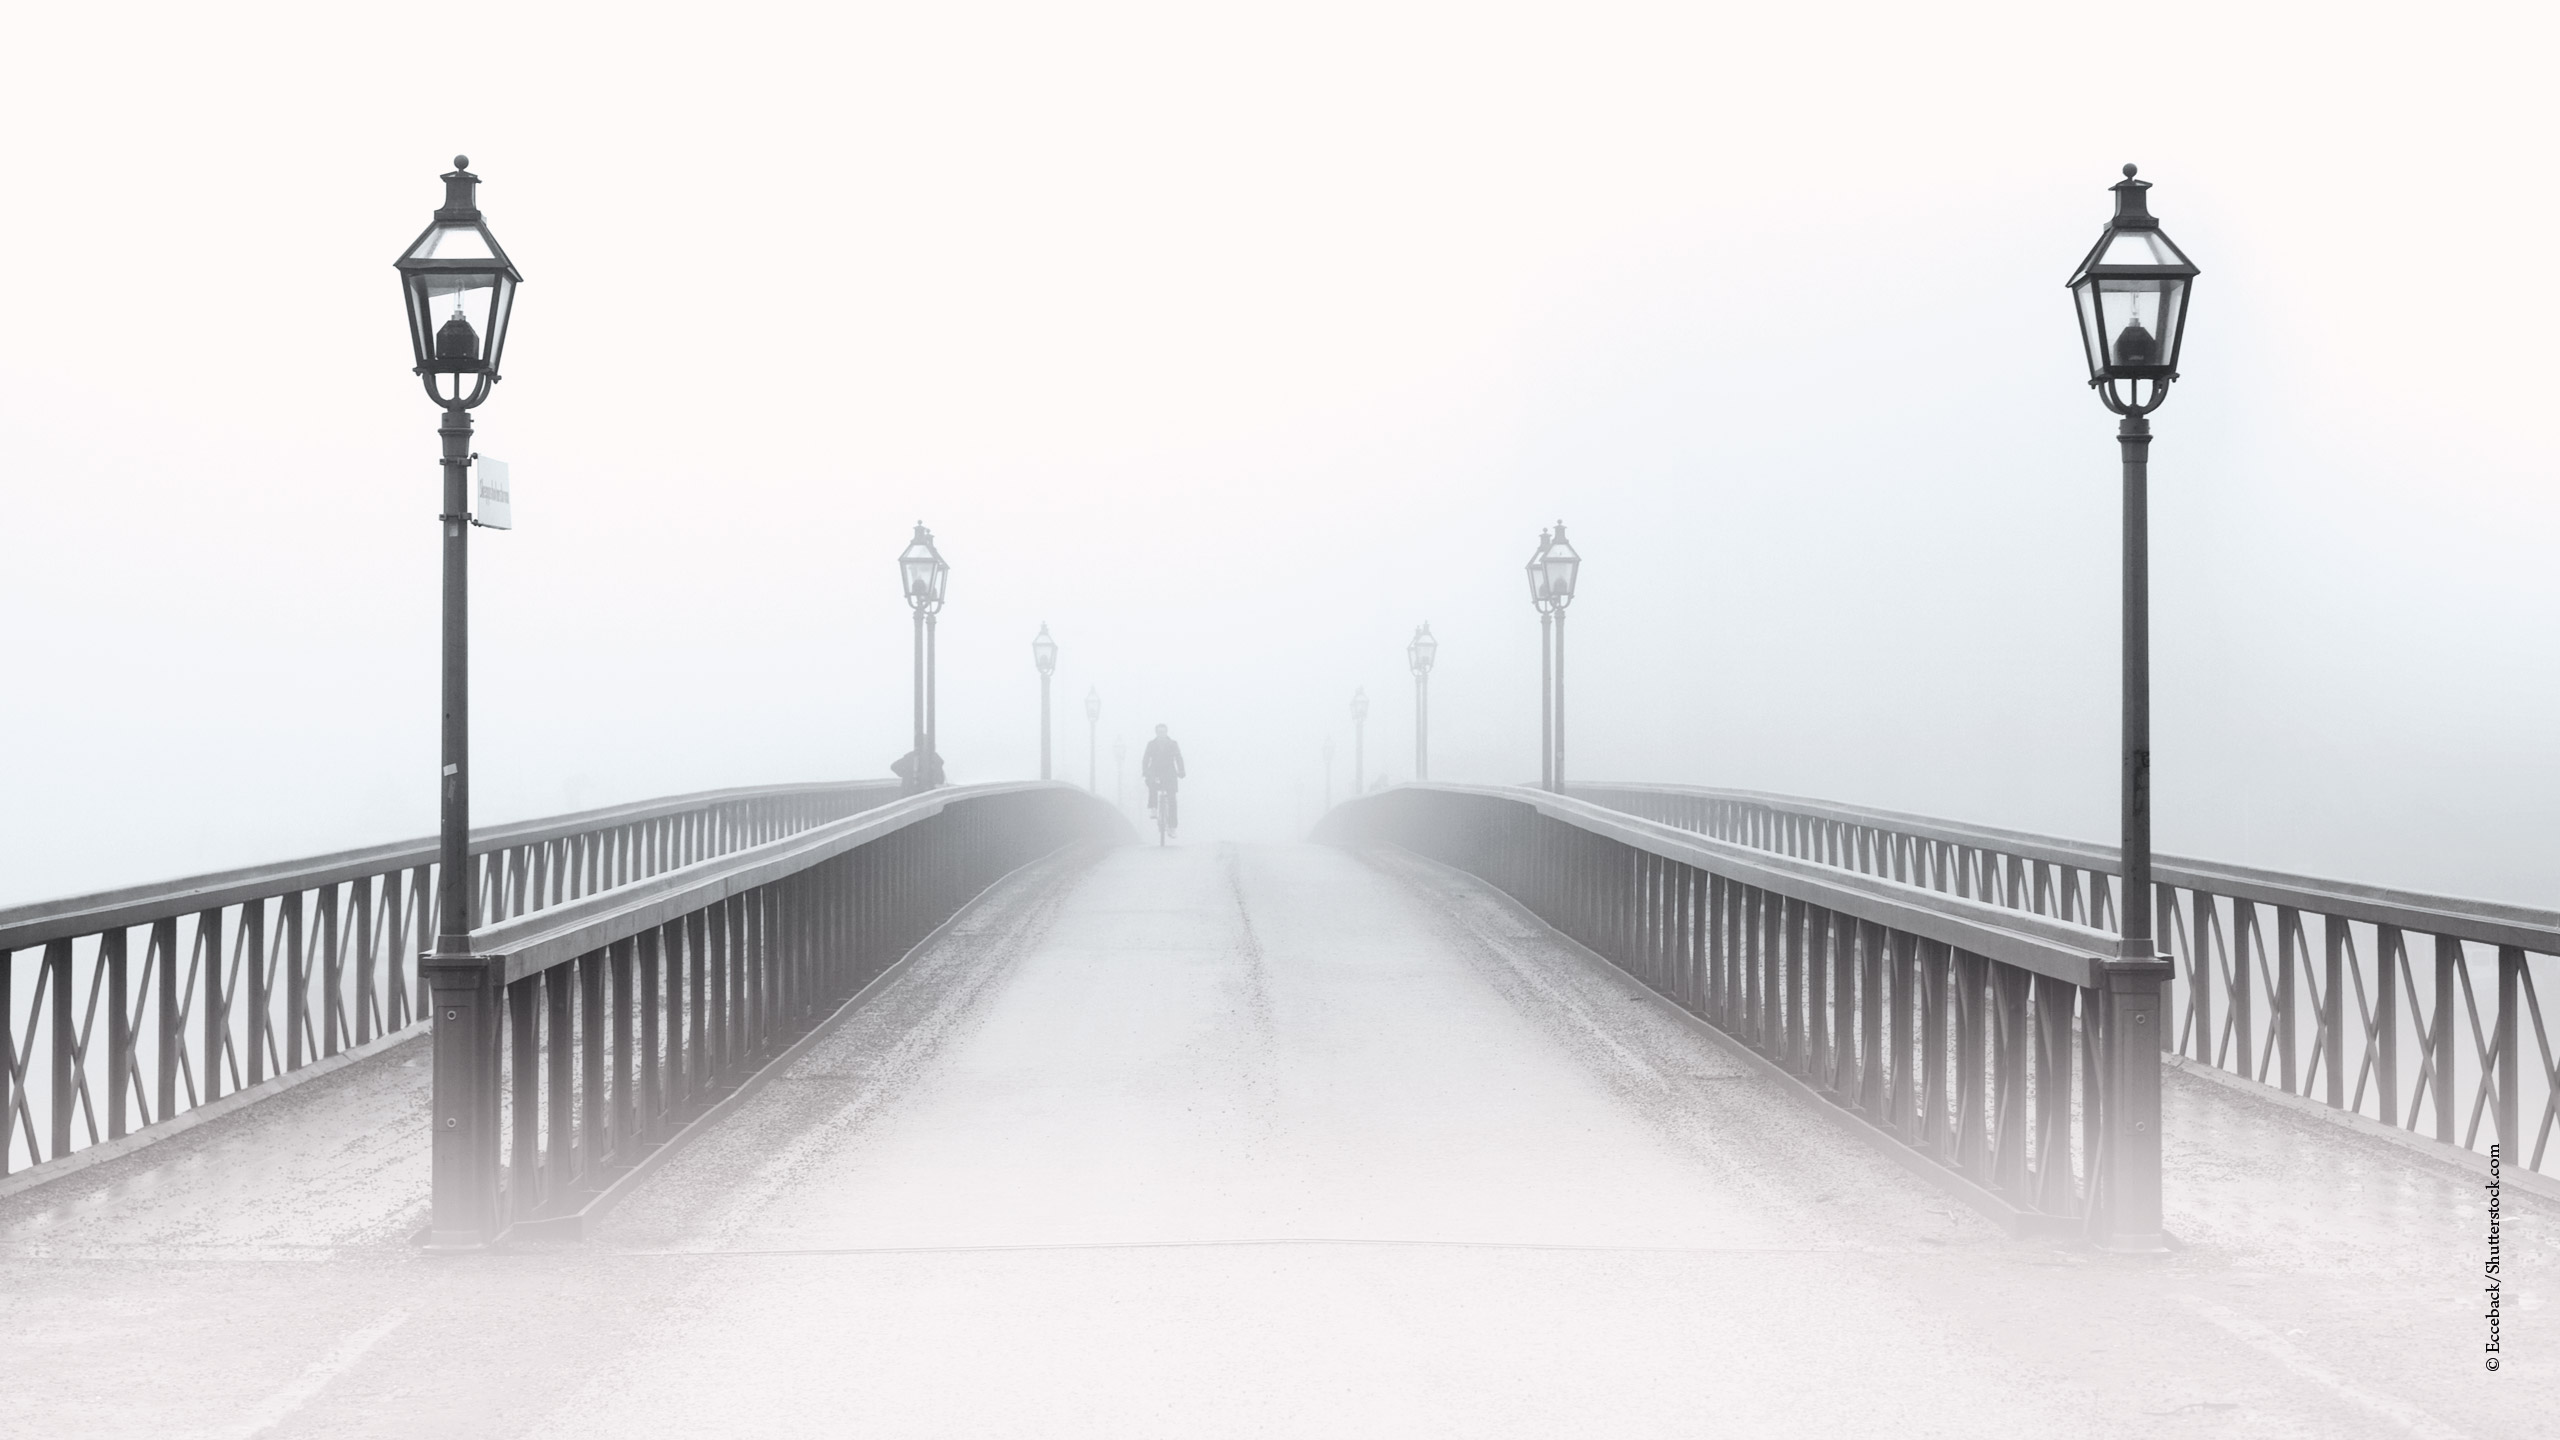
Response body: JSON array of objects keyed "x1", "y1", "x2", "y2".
[
  {"x1": 898, "y1": 525, "x2": 950, "y2": 793},
  {"x1": 1350, "y1": 688, "x2": 1369, "y2": 794},
  {"x1": 1524, "y1": 530, "x2": 1554, "y2": 789},
  {"x1": 1032, "y1": 624, "x2": 1058, "y2": 780},
  {"x1": 1084, "y1": 687, "x2": 1101, "y2": 792},
  {"x1": 2067, "y1": 163, "x2": 2198, "y2": 1252},
  {"x1": 396, "y1": 156, "x2": 523, "y2": 1247},
  {"x1": 1407, "y1": 624, "x2": 1437, "y2": 781},
  {"x1": 1539, "y1": 523, "x2": 1581, "y2": 790}
]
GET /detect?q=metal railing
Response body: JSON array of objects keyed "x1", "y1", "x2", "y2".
[
  {"x1": 1570, "y1": 782, "x2": 2560, "y2": 1178},
  {"x1": 0, "y1": 781, "x2": 900, "y2": 1180},
  {"x1": 422, "y1": 780, "x2": 1127, "y2": 1244},
  {"x1": 1322, "y1": 784, "x2": 2169, "y2": 1244}
]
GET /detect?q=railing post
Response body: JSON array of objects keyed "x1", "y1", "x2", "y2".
[
  {"x1": 2496, "y1": 947, "x2": 2523, "y2": 1159},
  {"x1": 423, "y1": 952, "x2": 505, "y2": 1247},
  {"x1": 46, "y1": 940, "x2": 74, "y2": 1163},
  {"x1": 2321, "y1": 915, "x2": 2346, "y2": 1110},
  {"x1": 104, "y1": 930, "x2": 131, "y2": 1140},
  {"x1": 2433, "y1": 936, "x2": 2459, "y2": 1143},
  {"x1": 2090, "y1": 952, "x2": 2172, "y2": 1251}
]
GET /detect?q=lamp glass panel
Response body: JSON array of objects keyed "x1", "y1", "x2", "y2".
[
  {"x1": 1542, "y1": 543, "x2": 1581, "y2": 599},
  {"x1": 2095, "y1": 276, "x2": 2185, "y2": 369},
  {"x1": 2072, "y1": 282, "x2": 2106, "y2": 377},
  {"x1": 413, "y1": 222, "x2": 497, "y2": 261},
  {"x1": 407, "y1": 274, "x2": 499, "y2": 369},
  {"x1": 2097, "y1": 230, "x2": 2185, "y2": 266},
  {"x1": 482, "y1": 275, "x2": 517, "y2": 372}
]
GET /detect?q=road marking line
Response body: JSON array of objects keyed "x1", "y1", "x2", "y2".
[
  {"x1": 627, "y1": 1236, "x2": 1879, "y2": 1258},
  {"x1": 2183, "y1": 1299, "x2": 2471, "y2": 1440},
  {"x1": 210, "y1": 1307, "x2": 410, "y2": 1440}
]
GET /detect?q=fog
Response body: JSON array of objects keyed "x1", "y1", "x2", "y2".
[{"x1": 4, "y1": 0, "x2": 2554, "y2": 907}]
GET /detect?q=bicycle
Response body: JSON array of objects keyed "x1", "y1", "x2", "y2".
[{"x1": 1149, "y1": 781, "x2": 1179, "y2": 845}]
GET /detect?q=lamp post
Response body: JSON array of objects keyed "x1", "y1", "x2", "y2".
[
  {"x1": 397, "y1": 156, "x2": 523, "y2": 1247},
  {"x1": 1084, "y1": 686, "x2": 1101, "y2": 792},
  {"x1": 898, "y1": 525, "x2": 950, "y2": 793},
  {"x1": 1525, "y1": 530, "x2": 1553, "y2": 789},
  {"x1": 2067, "y1": 163, "x2": 2197, "y2": 1252},
  {"x1": 1407, "y1": 623, "x2": 1437, "y2": 781},
  {"x1": 1350, "y1": 687, "x2": 1369, "y2": 794},
  {"x1": 1529, "y1": 522, "x2": 1581, "y2": 790},
  {"x1": 1032, "y1": 624, "x2": 1058, "y2": 781}
]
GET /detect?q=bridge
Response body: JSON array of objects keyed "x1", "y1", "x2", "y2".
[{"x1": 2, "y1": 776, "x2": 2543, "y2": 1435}]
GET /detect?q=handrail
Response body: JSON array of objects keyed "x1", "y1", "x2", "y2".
[
  {"x1": 421, "y1": 780, "x2": 1128, "y2": 1244},
  {"x1": 0, "y1": 780, "x2": 901, "y2": 1181},
  {"x1": 1321, "y1": 783, "x2": 2174, "y2": 1244},
  {"x1": 1568, "y1": 780, "x2": 2560, "y2": 1177},
  {"x1": 0, "y1": 781, "x2": 901, "y2": 949},
  {"x1": 472, "y1": 782, "x2": 1058, "y2": 984},
  {"x1": 1567, "y1": 782, "x2": 2560, "y2": 952},
  {"x1": 1486, "y1": 786, "x2": 2118, "y2": 986}
]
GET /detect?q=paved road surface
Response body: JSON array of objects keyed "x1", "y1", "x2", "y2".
[{"x1": 0, "y1": 842, "x2": 2541, "y2": 1437}]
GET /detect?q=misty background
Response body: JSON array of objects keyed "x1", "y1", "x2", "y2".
[{"x1": 3, "y1": 0, "x2": 2553, "y2": 907}]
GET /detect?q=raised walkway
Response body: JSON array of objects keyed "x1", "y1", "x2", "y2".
[{"x1": 0, "y1": 843, "x2": 2540, "y2": 1437}]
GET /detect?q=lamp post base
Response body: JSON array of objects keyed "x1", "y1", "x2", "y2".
[
  {"x1": 2087, "y1": 952, "x2": 2174, "y2": 1252},
  {"x1": 422, "y1": 950, "x2": 505, "y2": 1249}
]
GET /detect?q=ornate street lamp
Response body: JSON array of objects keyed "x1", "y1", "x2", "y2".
[
  {"x1": 1525, "y1": 529, "x2": 1554, "y2": 788},
  {"x1": 1527, "y1": 523, "x2": 1580, "y2": 790},
  {"x1": 1350, "y1": 687, "x2": 1370, "y2": 794},
  {"x1": 1032, "y1": 624, "x2": 1058, "y2": 781},
  {"x1": 898, "y1": 524, "x2": 950, "y2": 793},
  {"x1": 2067, "y1": 163, "x2": 2197, "y2": 1253},
  {"x1": 1407, "y1": 624, "x2": 1437, "y2": 780},
  {"x1": 397, "y1": 156, "x2": 524, "y2": 1247},
  {"x1": 1084, "y1": 686, "x2": 1102, "y2": 793}
]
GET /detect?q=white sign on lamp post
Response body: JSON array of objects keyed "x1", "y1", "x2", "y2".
[{"x1": 473, "y1": 457, "x2": 512, "y2": 531}]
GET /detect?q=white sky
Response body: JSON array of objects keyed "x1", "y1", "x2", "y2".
[{"x1": 3, "y1": 0, "x2": 2555, "y2": 905}]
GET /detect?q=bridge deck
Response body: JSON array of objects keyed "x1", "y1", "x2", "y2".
[{"x1": 1, "y1": 843, "x2": 2538, "y2": 1437}]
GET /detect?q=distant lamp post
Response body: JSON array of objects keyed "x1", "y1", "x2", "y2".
[
  {"x1": 1084, "y1": 686, "x2": 1102, "y2": 793},
  {"x1": 1032, "y1": 624, "x2": 1058, "y2": 781},
  {"x1": 1541, "y1": 523, "x2": 1580, "y2": 789},
  {"x1": 1407, "y1": 624, "x2": 1437, "y2": 780},
  {"x1": 2067, "y1": 162, "x2": 2197, "y2": 1253},
  {"x1": 898, "y1": 524, "x2": 951, "y2": 793},
  {"x1": 398, "y1": 156, "x2": 524, "y2": 1248},
  {"x1": 1524, "y1": 522, "x2": 1579, "y2": 791},
  {"x1": 1525, "y1": 529, "x2": 1554, "y2": 789},
  {"x1": 1351, "y1": 687, "x2": 1370, "y2": 794}
]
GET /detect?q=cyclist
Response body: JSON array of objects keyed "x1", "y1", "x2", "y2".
[{"x1": 1141, "y1": 724, "x2": 1186, "y2": 839}]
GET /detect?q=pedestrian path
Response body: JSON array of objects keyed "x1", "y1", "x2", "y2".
[{"x1": 0, "y1": 843, "x2": 2539, "y2": 1437}]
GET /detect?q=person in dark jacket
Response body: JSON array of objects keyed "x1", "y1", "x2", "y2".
[
  {"x1": 891, "y1": 748, "x2": 945, "y2": 791},
  {"x1": 1141, "y1": 724, "x2": 1185, "y2": 836}
]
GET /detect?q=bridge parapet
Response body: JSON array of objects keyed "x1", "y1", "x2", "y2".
[
  {"x1": 422, "y1": 781, "x2": 1128, "y2": 1245},
  {"x1": 1322, "y1": 783, "x2": 2168, "y2": 1245},
  {"x1": 0, "y1": 781, "x2": 899, "y2": 1184},
  {"x1": 1570, "y1": 782, "x2": 2559, "y2": 1181}
]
